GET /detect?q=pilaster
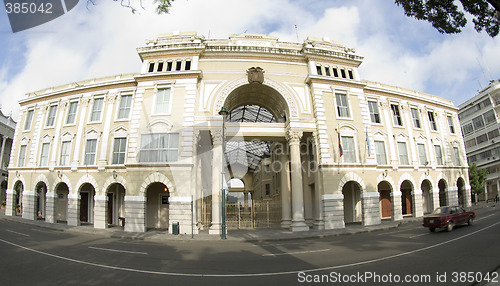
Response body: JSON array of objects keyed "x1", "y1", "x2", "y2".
[
  {"x1": 124, "y1": 196, "x2": 146, "y2": 232},
  {"x1": 361, "y1": 192, "x2": 381, "y2": 226},
  {"x1": 412, "y1": 189, "x2": 424, "y2": 217},
  {"x1": 391, "y1": 190, "x2": 403, "y2": 221},
  {"x1": 45, "y1": 192, "x2": 57, "y2": 223},
  {"x1": 21, "y1": 190, "x2": 36, "y2": 221},
  {"x1": 67, "y1": 193, "x2": 80, "y2": 226},
  {"x1": 5, "y1": 189, "x2": 16, "y2": 216},
  {"x1": 322, "y1": 194, "x2": 345, "y2": 229},
  {"x1": 94, "y1": 195, "x2": 108, "y2": 229}
]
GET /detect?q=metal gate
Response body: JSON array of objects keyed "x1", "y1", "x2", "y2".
[{"x1": 226, "y1": 200, "x2": 281, "y2": 229}]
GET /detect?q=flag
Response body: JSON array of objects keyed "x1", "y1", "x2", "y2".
[
  {"x1": 365, "y1": 127, "x2": 371, "y2": 154},
  {"x1": 338, "y1": 131, "x2": 343, "y2": 157}
]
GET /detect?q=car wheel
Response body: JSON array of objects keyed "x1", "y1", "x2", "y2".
[
  {"x1": 468, "y1": 216, "x2": 474, "y2": 226},
  {"x1": 429, "y1": 227, "x2": 435, "y2": 232},
  {"x1": 446, "y1": 222, "x2": 454, "y2": 232}
]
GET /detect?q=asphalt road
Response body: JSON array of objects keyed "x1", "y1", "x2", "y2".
[{"x1": 0, "y1": 206, "x2": 499, "y2": 286}]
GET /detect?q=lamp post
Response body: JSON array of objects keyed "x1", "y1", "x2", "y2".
[{"x1": 218, "y1": 106, "x2": 228, "y2": 239}]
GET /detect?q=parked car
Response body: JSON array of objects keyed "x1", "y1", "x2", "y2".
[{"x1": 422, "y1": 206, "x2": 475, "y2": 232}]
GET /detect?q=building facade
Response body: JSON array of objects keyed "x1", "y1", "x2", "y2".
[
  {"x1": 458, "y1": 79, "x2": 500, "y2": 202},
  {"x1": 6, "y1": 32, "x2": 471, "y2": 235},
  {"x1": 0, "y1": 110, "x2": 16, "y2": 205}
]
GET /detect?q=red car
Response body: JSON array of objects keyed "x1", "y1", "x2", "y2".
[{"x1": 422, "y1": 206, "x2": 475, "y2": 232}]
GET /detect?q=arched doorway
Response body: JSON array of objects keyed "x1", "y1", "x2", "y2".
[
  {"x1": 13, "y1": 181, "x2": 23, "y2": 215},
  {"x1": 401, "y1": 180, "x2": 413, "y2": 216},
  {"x1": 457, "y1": 178, "x2": 465, "y2": 206},
  {"x1": 378, "y1": 181, "x2": 392, "y2": 219},
  {"x1": 146, "y1": 182, "x2": 169, "y2": 230},
  {"x1": 79, "y1": 183, "x2": 95, "y2": 224},
  {"x1": 438, "y1": 179, "x2": 448, "y2": 206},
  {"x1": 55, "y1": 183, "x2": 69, "y2": 223},
  {"x1": 106, "y1": 183, "x2": 125, "y2": 225},
  {"x1": 421, "y1": 179, "x2": 433, "y2": 214},
  {"x1": 35, "y1": 182, "x2": 48, "y2": 219},
  {"x1": 342, "y1": 181, "x2": 362, "y2": 224}
]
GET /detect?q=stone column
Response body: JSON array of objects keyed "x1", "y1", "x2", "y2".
[
  {"x1": 312, "y1": 132, "x2": 324, "y2": 230},
  {"x1": 446, "y1": 186, "x2": 459, "y2": 206},
  {"x1": 287, "y1": 129, "x2": 308, "y2": 232},
  {"x1": 67, "y1": 193, "x2": 80, "y2": 226},
  {"x1": 94, "y1": 195, "x2": 108, "y2": 229},
  {"x1": 464, "y1": 185, "x2": 472, "y2": 208},
  {"x1": 322, "y1": 194, "x2": 344, "y2": 229},
  {"x1": 361, "y1": 192, "x2": 381, "y2": 226},
  {"x1": 209, "y1": 129, "x2": 222, "y2": 235},
  {"x1": 431, "y1": 188, "x2": 440, "y2": 209},
  {"x1": 244, "y1": 191, "x2": 249, "y2": 213},
  {"x1": 45, "y1": 192, "x2": 57, "y2": 223},
  {"x1": 279, "y1": 145, "x2": 292, "y2": 228},
  {"x1": 169, "y1": 197, "x2": 193, "y2": 235},
  {"x1": 22, "y1": 190, "x2": 36, "y2": 220},
  {"x1": 412, "y1": 189, "x2": 424, "y2": 217},
  {"x1": 391, "y1": 190, "x2": 403, "y2": 221},
  {"x1": 5, "y1": 189, "x2": 15, "y2": 216},
  {"x1": 124, "y1": 196, "x2": 146, "y2": 232}
]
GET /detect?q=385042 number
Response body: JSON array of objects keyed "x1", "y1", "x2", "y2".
[{"x1": 5, "y1": 2, "x2": 53, "y2": 14}]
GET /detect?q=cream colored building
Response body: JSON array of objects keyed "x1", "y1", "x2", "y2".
[{"x1": 5, "y1": 32, "x2": 471, "y2": 235}]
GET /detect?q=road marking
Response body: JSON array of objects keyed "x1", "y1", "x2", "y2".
[
  {"x1": 253, "y1": 242, "x2": 308, "y2": 247},
  {"x1": 409, "y1": 233, "x2": 429, "y2": 238},
  {"x1": 477, "y1": 214, "x2": 496, "y2": 221},
  {"x1": 88, "y1": 246, "x2": 148, "y2": 255},
  {"x1": 0, "y1": 221, "x2": 499, "y2": 277},
  {"x1": 6, "y1": 229, "x2": 30, "y2": 237},
  {"x1": 262, "y1": 249, "x2": 330, "y2": 257},
  {"x1": 377, "y1": 229, "x2": 413, "y2": 235}
]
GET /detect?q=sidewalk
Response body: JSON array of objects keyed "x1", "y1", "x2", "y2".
[{"x1": 0, "y1": 210, "x2": 413, "y2": 243}]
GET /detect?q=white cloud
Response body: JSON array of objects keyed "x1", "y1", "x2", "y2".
[{"x1": 1, "y1": 0, "x2": 499, "y2": 118}]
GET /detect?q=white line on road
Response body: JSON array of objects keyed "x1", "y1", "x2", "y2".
[
  {"x1": 262, "y1": 249, "x2": 330, "y2": 257},
  {"x1": 409, "y1": 233, "x2": 429, "y2": 238},
  {"x1": 477, "y1": 214, "x2": 496, "y2": 221},
  {"x1": 252, "y1": 242, "x2": 308, "y2": 247},
  {"x1": 6, "y1": 229, "x2": 30, "y2": 237},
  {"x1": 88, "y1": 246, "x2": 148, "y2": 255}
]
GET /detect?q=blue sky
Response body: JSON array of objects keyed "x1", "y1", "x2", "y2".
[{"x1": 0, "y1": 0, "x2": 499, "y2": 119}]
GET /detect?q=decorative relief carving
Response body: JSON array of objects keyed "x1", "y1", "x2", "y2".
[
  {"x1": 210, "y1": 128, "x2": 223, "y2": 145},
  {"x1": 247, "y1": 67, "x2": 264, "y2": 84},
  {"x1": 286, "y1": 128, "x2": 303, "y2": 145}
]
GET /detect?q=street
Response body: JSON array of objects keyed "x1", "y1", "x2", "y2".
[{"x1": 0, "y1": 206, "x2": 499, "y2": 286}]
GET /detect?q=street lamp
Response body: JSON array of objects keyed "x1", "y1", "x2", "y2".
[{"x1": 218, "y1": 106, "x2": 229, "y2": 239}]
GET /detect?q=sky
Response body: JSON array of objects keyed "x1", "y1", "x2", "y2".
[{"x1": 0, "y1": 0, "x2": 499, "y2": 120}]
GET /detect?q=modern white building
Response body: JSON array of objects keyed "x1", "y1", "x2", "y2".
[
  {"x1": 5, "y1": 32, "x2": 471, "y2": 235},
  {"x1": 458, "y1": 79, "x2": 500, "y2": 202}
]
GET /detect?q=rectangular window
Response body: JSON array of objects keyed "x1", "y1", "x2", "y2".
[
  {"x1": 316, "y1": 65, "x2": 322, "y2": 75},
  {"x1": 368, "y1": 101, "x2": 381, "y2": 123},
  {"x1": 60, "y1": 141, "x2": 71, "y2": 166},
  {"x1": 488, "y1": 129, "x2": 500, "y2": 140},
  {"x1": 472, "y1": 115, "x2": 485, "y2": 129},
  {"x1": 112, "y1": 138, "x2": 127, "y2": 164},
  {"x1": 117, "y1": 94, "x2": 133, "y2": 119},
  {"x1": 157, "y1": 62, "x2": 164, "y2": 72},
  {"x1": 484, "y1": 110, "x2": 496, "y2": 124},
  {"x1": 175, "y1": 61, "x2": 182, "y2": 71},
  {"x1": 18, "y1": 145, "x2": 27, "y2": 167},
  {"x1": 84, "y1": 139, "x2": 97, "y2": 165},
  {"x1": 184, "y1": 60, "x2": 191, "y2": 71},
  {"x1": 462, "y1": 123, "x2": 474, "y2": 135},
  {"x1": 391, "y1": 104, "x2": 403, "y2": 126},
  {"x1": 465, "y1": 138, "x2": 477, "y2": 148},
  {"x1": 90, "y1": 98, "x2": 104, "y2": 122},
  {"x1": 148, "y1": 62, "x2": 155, "y2": 73},
  {"x1": 335, "y1": 93, "x2": 350, "y2": 118},
  {"x1": 374, "y1": 141, "x2": 387, "y2": 165},
  {"x1": 428, "y1": 111, "x2": 437, "y2": 131},
  {"x1": 454, "y1": 147, "x2": 461, "y2": 166},
  {"x1": 154, "y1": 88, "x2": 171, "y2": 114},
  {"x1": 40, "y1": 143, "x2": 50, "y2": 166},
  {"x1": 139, "y1": 133, "x2": 179, "y2": 163},
  {"x1": 411, "y1": 108, "x2": 421, "y2": 129},
  {"x1": 325, "y1": 66, "x2": 331, "y2": 76},
  {"x1": 417, "y1": 143, "x2": 427, "y2": 165},
  {"x1": 476, "y1": 133, "x2": 488, "y2": 144},
  {"x1": 66, "y1": 101, "x2": 78, "y2": 125},
  {"x1": 332, "y1": 68, "x2": 339, "y2": 77},
  {"x1": 348, "y1": 70, "x2": 354, "y2": 79},
  {"x1": 447, "y1": 116, "x2": 455, "y2": 134},
  {"x1": 397, "y1": 142, "x2": 409, "y2": 165},
  {"x1": 24, "y1": 109, "x2": 34, "y2": 131},
  {"x1": 265, "y1": 183, "x2": 270, "y2": 195},
  {"x1": 434, "y1": 145, "x2": 443, "y2": 165},
  {"x1": 166, "y1": 61, "x2": 173, "y2": 71},
  {"x1": 341, "y1": 136, "x2": 356, "y2": 163},
  {"x1": 340, "y1": 69, "x2": 347, "y2": 78},
  {"x1": 46, "y1": 105, "x2": 57, "y2": 127}
]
